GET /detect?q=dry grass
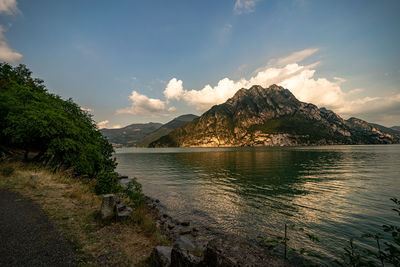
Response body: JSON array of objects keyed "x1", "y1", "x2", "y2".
[{"x1": 0, "y1": 161, "x2": 167, "y2": 266}]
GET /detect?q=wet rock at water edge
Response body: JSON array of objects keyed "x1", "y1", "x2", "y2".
[
  {"x1": 150, "y1": 246, "x2": 172, "y2": 267},
  {"x1": 171, "y1": 236, "x2": 203, "y2": 267},
  {"x1": 204, "y1": 234, "x2": 293, "y2": 267}
]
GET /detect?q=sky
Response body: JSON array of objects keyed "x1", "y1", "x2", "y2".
[{"x1": 0, "y1": 0, "x2": 399, "y2": 128}]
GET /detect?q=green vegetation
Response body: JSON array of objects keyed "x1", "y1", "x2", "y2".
[
  {"x1": 0, "y1": 63, "x2": 116, "y2": 193},
  {"x1": 336, "y1": 198, "x2": 400, "y2": 267},
  {"x1": 258, "y1": 223, "x2": 322, "y2": 265}
]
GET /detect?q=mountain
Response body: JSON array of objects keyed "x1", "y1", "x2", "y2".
[
  {"x1": 391, "y1": 126, "x2": 400, "y2": 131},
  {"x1": 138, "y1": 114, "x2": 199, "y2": 147},
  {"x1": 149, "y1": 85, "x2": 400, "y2": 147},
  {"x1": 100, "y1": 122, "x2": 162, "y2": 147}
]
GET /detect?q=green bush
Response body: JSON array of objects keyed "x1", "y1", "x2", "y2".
[
  {"x1": 120, "y1": 178, "x2": 145, "y2": 208},
  {"x1": 94, "y1": 171, "x2": 118, "y2": 195}
]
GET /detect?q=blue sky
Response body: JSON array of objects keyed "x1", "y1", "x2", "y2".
[{"x1": 0, "y1": 0, "x2": 399, "y2": 127}]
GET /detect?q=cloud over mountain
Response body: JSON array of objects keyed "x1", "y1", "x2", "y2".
[
  {"x1": 116, "y1": 90, "x2": 165, "y2": 115},
  {"x1": 117, "y1": 48, "x2": 399, "y2": 124}
]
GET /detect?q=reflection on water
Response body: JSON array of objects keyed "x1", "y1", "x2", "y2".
[{"x1": 115, "y1": 145, "x2": 400, "y2": 263}]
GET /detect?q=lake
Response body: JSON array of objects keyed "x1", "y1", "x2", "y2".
[{"x1": 115, "y1": 145, "x2": 400, "y2": 264}]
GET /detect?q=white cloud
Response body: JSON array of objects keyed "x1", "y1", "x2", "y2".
[
  {"x1": 97, "y1": 120, "x2": 109, "y2": 129},
  {"x1": 234, "y1": 0, "x2": 258, "y2": 14},
  {"x1": 97, "y1": 120, "x2": 122, "y2": 129},
  {"x1": 80, "y1": 107, "x2": 93, "y2": 113},
  {"x1": 269, "y1": 47, "x2": 319, "y2": 67},
  {"x1": 0, "y1": 0, "x2": 19, "y2": 15},
  {"x1": 333, "y1": 76, "x2": 346, "y2": 84},
  {"x1": 116, "y1": 90, "x2": 165, "y2": 115},
  {"x1": 167, "y1": 106, "x2": 177, "y2": 112},
  {"x1": 0, "y1": 25, "x2": 22, "y2": 64},
  {"x1": 164, "y1": 78, "x2": 183, "y2": 101}
]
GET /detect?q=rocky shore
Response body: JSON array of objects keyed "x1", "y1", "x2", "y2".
[{"x1": 143, "y1": 193, "x2": 293, "y2": 266}]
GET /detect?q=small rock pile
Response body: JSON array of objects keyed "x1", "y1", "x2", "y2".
[
  {"x1": 100, "y1": 194, "x2": 132, "y2": 221},
  {"x1": 150, "y1": 234, "x2": 293, "y2": 267}
]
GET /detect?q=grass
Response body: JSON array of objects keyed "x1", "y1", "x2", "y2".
[{"x1": 0, "y1": 161, "x2": 170, "y2": 266}]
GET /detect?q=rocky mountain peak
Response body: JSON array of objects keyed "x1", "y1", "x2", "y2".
[{"x1": 149, "y1": 85, "x2": 400, "y2": 147}]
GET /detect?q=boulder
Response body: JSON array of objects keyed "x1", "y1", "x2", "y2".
[
  {"x1": 116, "y1": 202, "x2": 126, "y2": 212},
  {"x1": 204, "y1": 234, "x2": 293, "y2": 267},
  {"x1": 171, "y1": 236, "x2": 203, "y2": 267},
  {"x1": 100, "y1": 194, "x2": 117, "y2": 221},
  {"x1": 117, "y1": 206, "x2": 132, "y2": 219},
  {"x1": 150, "y1": 246, "x2": 172, "y2": 267}
]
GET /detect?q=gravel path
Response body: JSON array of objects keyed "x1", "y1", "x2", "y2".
[{"x1": 0, "y1": 188, "x2": 75, "y2": 266}]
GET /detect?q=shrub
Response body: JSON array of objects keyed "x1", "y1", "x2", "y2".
[
  {"x1": 94, "y1": 171, "x2": 118, "y2": 195},
  {"x1": 120, "y1": 178, "x2": 145, "y2": 208}
]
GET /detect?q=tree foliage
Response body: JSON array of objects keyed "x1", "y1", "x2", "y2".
[{"x1": 0, "y1": 63, "x2": 117, "y2": 191}]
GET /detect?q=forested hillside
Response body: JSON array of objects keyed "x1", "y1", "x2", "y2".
[{"x1": 0, "y1": 63, "x2": 116, "y2": 193}]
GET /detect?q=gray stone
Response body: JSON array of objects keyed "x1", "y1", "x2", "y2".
[
  {"x1": 171, "y1": 247, "x2": 203, "y2": 267},
  {"x1": 117, "y1": 206, "x2": 132, "y2": 219},
  {"x1": 100, "y1": 194, "x2": 116, "y2": 221},
  {"x1": 174, "y1": 236, "x2": 196, "y2": 250},
  {"x1": 150, "y1": 246, "x2": 172, "y2": 267},
  {"x1": 116, "y1": 202, "x2": 126, "y2": 212},
  {"x1": 171, "y1": 236, "x2": 203, "y2": 267},
  {"x1": 204, "y1": 234, "x2": 293, "y2": 267}
]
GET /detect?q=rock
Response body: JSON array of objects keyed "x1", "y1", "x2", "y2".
[
  {"x1": 116, "y1": 202, "x2": 126, "y2": 212},
  {"x1": 171, "y1": 236, "x2": 203, "y2": 267},
  {"x1": 155, "y1": 199, "x2": 160, "y2": 203},
  {"x1": 204, "y1": 234, "x2": 293, "y2": 267},
  {"x1": 117, "y1": 206, "x2": 132, "y2": 219},
  {"x1": 167, "y1": 223, "x2": 175, "y2": 230},
  {"x1": 150, "y1": 246, "x2": 172, "y2": 267},
  {"x1": 118, "y1": 175, "x2": 128, "y2": 179},
  {"x1": 100, "y1": 194, "x2": 117, "y2": 221},
  {"x1": 174, "y1": 236, "x2": 196, "y2": 250}
]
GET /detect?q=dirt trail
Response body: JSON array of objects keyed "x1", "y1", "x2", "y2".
[{"x1": 0, "y1": 188, "x2": 75, "y2": 266}]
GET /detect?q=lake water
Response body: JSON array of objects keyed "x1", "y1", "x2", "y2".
[{"x1": 115, "y1": 145, "x2": 400, "y2": 264}]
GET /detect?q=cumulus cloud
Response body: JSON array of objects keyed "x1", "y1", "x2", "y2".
[
  {"x1": 97, "y1": 120, "x2": 121, "y2": 129},
  {"x1": 97, "y1": 120, "x2": 109, "y2": 129},
  {"x1": 116, "y1": 90, "x2": 165, "y2": 115},
  {"x1": 80, "y1": 107, "x2": 93, "y2": 113},
  {"x1": 167, "y1": 106, "x2": 177, "y2": 112},
  {"x1": 0, "y1": 25, "x2": 22, "y2": 64},
  {"x1": 234, "y1": 0, "x2": 258, "y2": 14},
  {"x1": 268, "y1": 47, "x2": 319, "y2": 67},
  {"x1": 163, "y1": 78, "x2": 183, "y2": 101},
  {"x1": 0, "y1": 0, "x2": 19, "y2": 15}
]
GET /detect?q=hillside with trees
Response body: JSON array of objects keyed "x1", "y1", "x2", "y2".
[{"x1": 0, "y1": 63, "x2": 117, "y2": 194}]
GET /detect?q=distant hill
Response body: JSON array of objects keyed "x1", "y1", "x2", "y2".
[
  {"x1": 150, "y1": 84, "x2": 400, "y2": 147},
  {"x1": 139, "y1": 114, "x2": 198, "y2": 147},
  {"x1": 391, "y1": 126, "x2": 400, "y2": 131},
  {"x1": 100, "y1": 114, "x2": 198, "y2": 147},
  {"x1": 100, "y1": 123, "x2": 162, "y2": 147}
]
